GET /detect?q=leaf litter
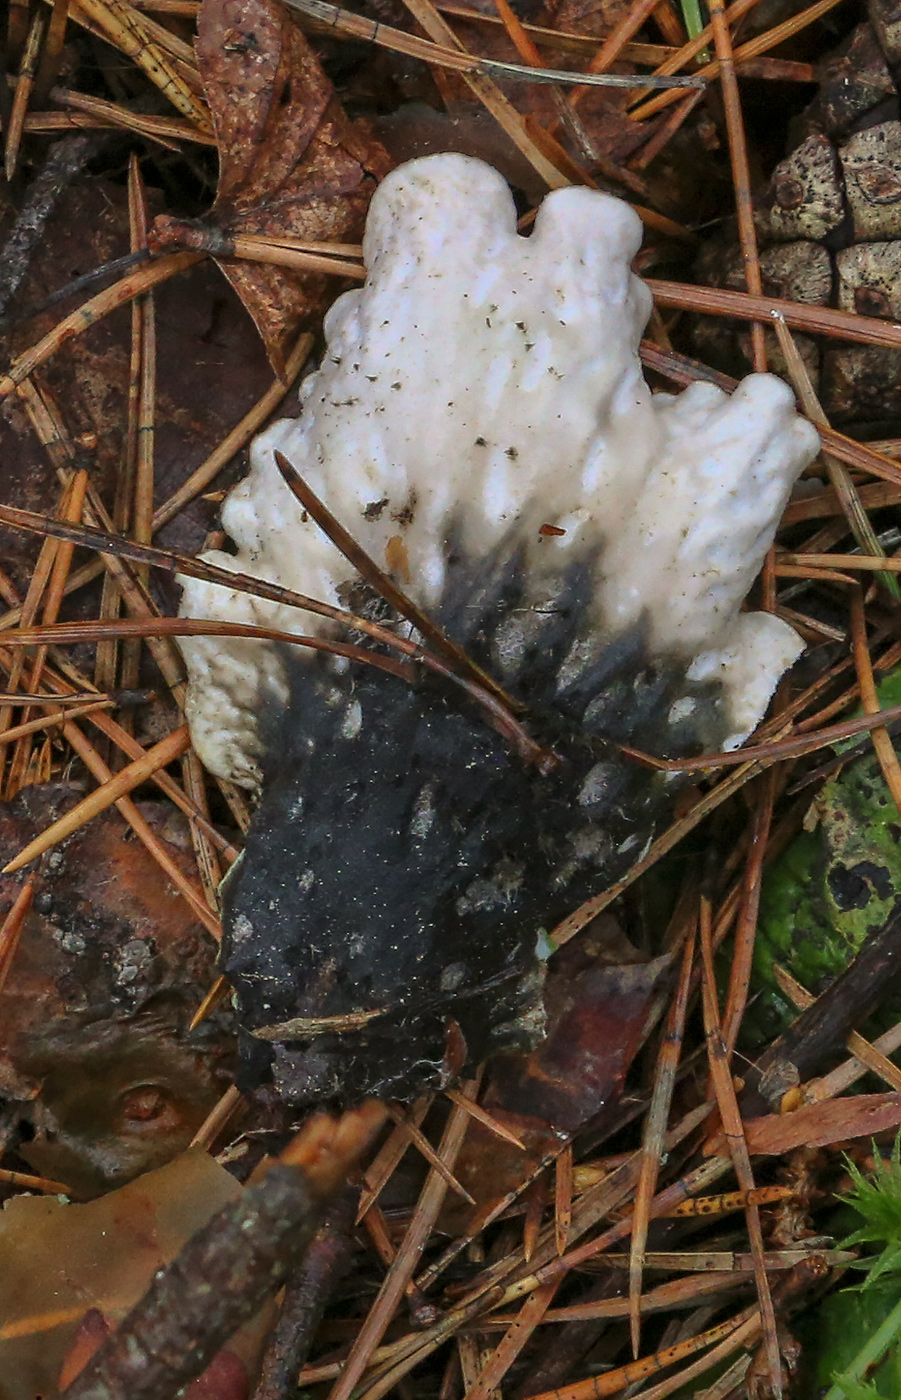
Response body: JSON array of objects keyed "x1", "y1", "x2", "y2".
[
  {"x1": 148, "y1": 0, "x2": 391, "y2": 375},
  {"x1": 4, "y1": 0, "x2": 901, "y2": 1397},
  {"x1": 0, "y1": 1148, "x2": 262, "y2": 1400}
]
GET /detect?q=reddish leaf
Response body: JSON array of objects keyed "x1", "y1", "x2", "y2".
[{"x1": 486, "y1": 927, "x2": 672, "y2": 1133}]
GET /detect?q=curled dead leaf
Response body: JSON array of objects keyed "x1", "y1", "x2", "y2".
[{"x1": 151, "y1": 0, "x2": 391, "y2": 374}]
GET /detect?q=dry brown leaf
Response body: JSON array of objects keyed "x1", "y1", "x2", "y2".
[{"x1": 152, "y1": 0, "x2": 391, "y2": 374}]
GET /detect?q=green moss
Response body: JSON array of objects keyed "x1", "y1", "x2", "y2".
[{"x1": 749, "y1": 751, "x2": 901, "y2": 1045}]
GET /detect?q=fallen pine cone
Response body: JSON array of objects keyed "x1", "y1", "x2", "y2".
[{"x1": 694, "y1": 0, "x2": 901, "y2": 430}]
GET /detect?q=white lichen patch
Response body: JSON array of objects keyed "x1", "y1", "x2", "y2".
[{"x1": 178, "y1": 154, "x2": 820, "y2": 784}]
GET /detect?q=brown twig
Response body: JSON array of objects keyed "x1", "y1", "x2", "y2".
[
  {"x1": 619, "y1": 700, "x2": 901, "y2": 773},
  {"x1": 5, "y1": 9, "x2": 46, "y2": 182},
  {"x1": 721, "y1": 770, "x2": 776, "y2": 1054},
  {"x1": 62, "y1": 1105, "x2": 386, "y2": 1400},
  {"x1": 849, "y1": 586, "x2": 901, "y2": 818},
  {"x1": 0, "y1": 874, "x2": 36, "y2": 999},
  {"x1": 252, "y1": 1193, "x2": 358, "y2": 1400}
]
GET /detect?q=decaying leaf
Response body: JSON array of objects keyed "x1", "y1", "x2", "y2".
[
  {"x1": 486, "y1": 924, "x2": 672, "y2": 1133},
  {"x1": 152, "y1": 0, "x2": 391, "y2": 373},
  {"x1": 0, "y1": 785, "x2": 233, "y2": 1196},
  {"x1": 0, "y1": 1149, "x2": 268, "y2": 1400},
  {"x1": 445, "y1": 926, "x2": 671, "y2": 1223}
]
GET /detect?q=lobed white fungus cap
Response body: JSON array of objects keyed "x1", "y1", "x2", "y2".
[{"x1": 177, "y1": 154, "x2": 820, "y2": 786}]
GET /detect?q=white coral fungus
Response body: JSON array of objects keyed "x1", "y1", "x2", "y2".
[{"x1": 178, "y1": 154, "x2": 820, "y2": 785}]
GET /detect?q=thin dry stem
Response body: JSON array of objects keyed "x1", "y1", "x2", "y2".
[
  {"x1": 465, "y1": 1279, "x2": 561, "y2": 1400},
  {"x1": 525, "y1": 1307, "x2": 760, "y2": 1400},
  {"x1": 849, "y1": 586, "x2": 901, "y2": 818},
  {"x1": 385, "y1": 1102, "x2": 475, "y2": 1204},
  {"x1": 436, "y1": 0, "x2": 673, "y2": 63},
  {"x1": 61, "y1": 719, "x2": 221, "y2": 938},
  {"x1": 70, "y1": 0, "x2": 211, "y2": 128},
  {"x1": 0, "y1": 1166, "x2": 73, "y2": 1195},
  {"x1": 327, "y1": 1081, "x2": 478, "y2": 1400},
  {"x1": 188, "y1": 973, "x2": 230, "y2": 1030},
  {"x1": 5, "y1": 9, "x2": 46, "y2": 181},
  {"x1": 773, "y1": 965, "x2": 901, "y2": 1096},
  {"x1": 630, "y1": 0, "x2": 847, "y2": 120},
  {"x1": 698, "y1": 896, "x2": 780, "y2": 1397},
  {"x1": 721, "y1": 771, "x2": 775, "y2": 1053},
  {"x1": 622, "y1": 1310, "x2": 761, "y2": 1400},
  {"x1": 357, "y1": 1098, "x2": 431, "y2": 1221},
  {"x1": 444, "y1": 1089, "x2": 526, "y2": 1149},
  {"x1": 551, "y1": 750, "x2": 778, "y2": 942},
  {"x1": 396, "y1": 0, "x2": 569, "y2": 188},
  {"x1": 569, "y1": 0, "x2": 661, "y2": 110},
  {"x1": 189, "y1": 1084, "x2": 245, "y2": 1150},
  {"x1": 649, "y1": 280, "x2": 901, "y2": 352},
  {"x1": 0, "y1": 875, "x2": 36, "y2": 999},
  {"x1": 806, "y1": 1015, "x2": 901, "y2": 1102},
  {"x1": 771, "y1": 312, "x2": 897, "y2": 596},
  {"x1": 554, "y1": 1144, "x2": 573, "y2": 1256},
  {"x1": 629, "y1": 912, "x2": 697, "y2": 1355},
  {"x1": 49, "y1": 88, "x2": 205, "y2": 147},
  {"x1": 707, "y1": 0, "x2": 765, "y2": 370}
]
